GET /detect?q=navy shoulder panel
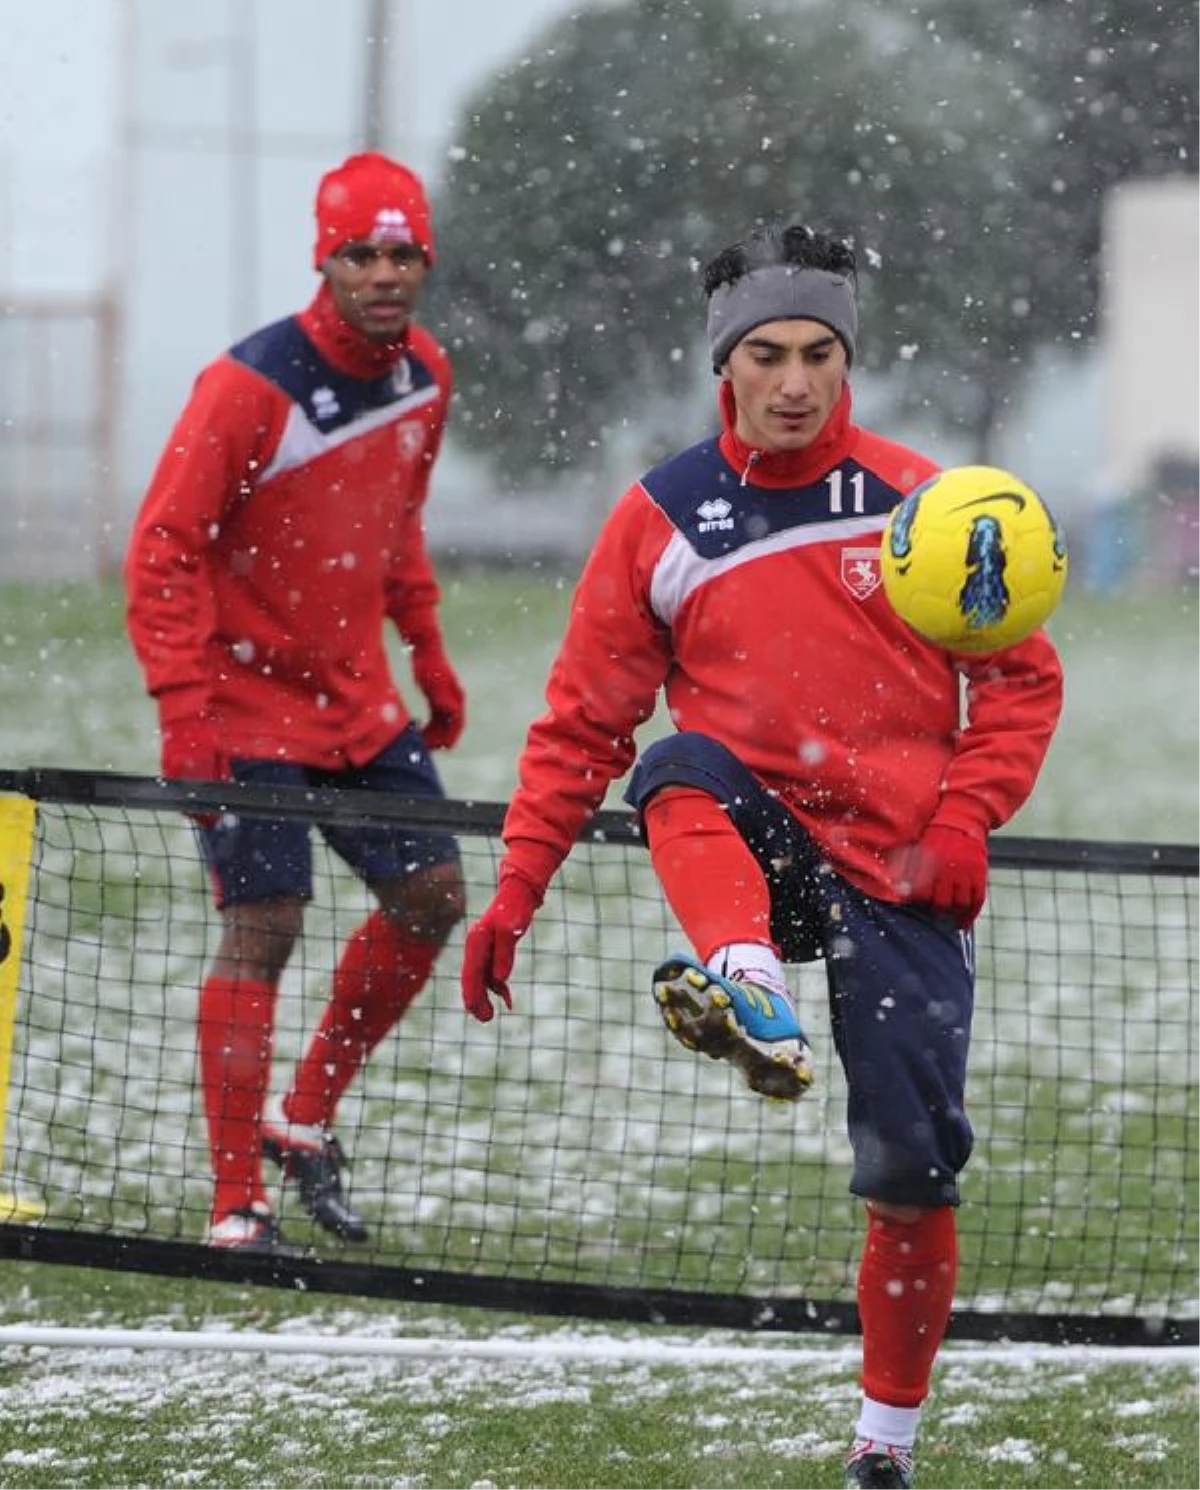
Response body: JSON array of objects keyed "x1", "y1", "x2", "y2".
[
  {"x1": 641, "y1": 439, "x2": 903, "y2": 559},
  {"x1": 230, "y1": 317, "x2": 437, "y2": 434}
]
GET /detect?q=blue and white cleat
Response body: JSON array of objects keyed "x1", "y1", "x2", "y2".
[{"x1": 651, "y1": 953, "x2": 814, "y2": 1102}]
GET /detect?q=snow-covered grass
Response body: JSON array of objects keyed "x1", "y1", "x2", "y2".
[
  {"x1": 0, "y1": 575, "x2": 1196, "y2": 838},
  {"x1": 0, "y1": 575, "x2": 1196, "y2": 1488},
  {"x1": 0, "y1": 1264, "x2": 1196, "y2": 1490}
]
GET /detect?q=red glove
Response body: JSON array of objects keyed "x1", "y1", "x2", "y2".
[
  {"x1": 461, "y1": 871, "x2": 544, "y2": 1022},
  {"x1": 411, "y1": 635, "x2": 466, "y2": 751},
  {"x1": 894, "y1": 823, "x2": 988, "y2": 927},
  {"x1": 157, "y1": 699, "x2": 228, "y2": 782}
]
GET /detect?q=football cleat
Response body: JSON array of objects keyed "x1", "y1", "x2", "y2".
[
  {"x1": 262, "y1": 1096, "x2": 370, "y2": 1244},
  {"x1": 844, "y1": 1443, "x2": 916, "y2": 1488},
  {"x1": 205, "y1": 1200, "x2": 298, "y2": 1256},
  {"x1": 651, "y1": 954, "x2": 814, "y2": 1102}
]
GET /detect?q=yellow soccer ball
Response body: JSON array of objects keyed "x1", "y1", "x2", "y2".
[{"x1": 881, "y1": 465, "x2": 1068, "y2": 654}]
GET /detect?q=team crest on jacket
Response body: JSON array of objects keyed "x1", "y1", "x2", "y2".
[
  {"x1": 841, "y1": 547, "x2": 882, "y2": 599},
  {"x1": 396, "y1": 420, "x2": 426, "y2": 460}
]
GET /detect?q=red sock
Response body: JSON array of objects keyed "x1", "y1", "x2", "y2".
[
  {"x1": 285, "y1": 909, "x2": 437, "y2": 1127},
  {"x1": 197, "y1": 974, "x2": 277, "y2": 1224},
  {"x1": 858, "y1": 1206, "x2": 959, "y2": 1408},
  {"x1": 644, "y1": 787, "x2": 774, "y2": 960}
]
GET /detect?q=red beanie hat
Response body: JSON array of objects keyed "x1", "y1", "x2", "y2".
[{"x1": 313, "y1": 152, "x2": 435, "y2": 269}]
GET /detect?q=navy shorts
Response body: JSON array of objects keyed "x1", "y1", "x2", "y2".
[
  {"x1": 199, "y1": 725, "x2": 461, "y2": 908},
  {"x1": 625, "y1": 731, "x2": 975, "y2": 1208}
]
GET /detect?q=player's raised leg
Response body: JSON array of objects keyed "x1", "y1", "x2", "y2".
[{"x1": 642, "y1": 780, "x2": 813, "y2": 1100}]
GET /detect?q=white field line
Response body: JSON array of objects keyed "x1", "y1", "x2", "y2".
[{"x1": 0, "y1": 1325, "x2": 1193, "y2": 1368}]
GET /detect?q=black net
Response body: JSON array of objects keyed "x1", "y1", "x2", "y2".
[{"x1": 0, "y1": 771, "x2": 1195, "y2": 1343}]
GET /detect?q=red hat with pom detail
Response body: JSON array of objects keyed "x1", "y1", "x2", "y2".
[{"x1": 313, "y1": 152, "x2": 435, "y2": 269}]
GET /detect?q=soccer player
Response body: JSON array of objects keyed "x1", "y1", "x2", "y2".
[
  {"x1": 126, "y1": 153, "x2": 467, "y2": 1255},
  {"x1": 460, "y1": 222, "x2": 1063, "y2": 1488}
]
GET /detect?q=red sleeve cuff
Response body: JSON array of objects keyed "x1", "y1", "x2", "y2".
[
  {"x1": 500, "y1": 838, "x2": 566, "y2": 905},
  {"x1": 154, "y1": 685, "x2": 211, "y2": 725}
]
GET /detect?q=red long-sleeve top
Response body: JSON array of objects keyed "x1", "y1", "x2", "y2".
[
  {"x1": 125, "y1": 284, "x2": 452, "y2": 767},
  {"x1": 502, "y1": 384, "x2": 1064, "y2": 903}
]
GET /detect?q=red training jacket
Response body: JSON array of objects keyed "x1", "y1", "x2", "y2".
[
  {"x1": 502, "y1": 383, "x2": 1064, "y2": 903},
  {"x1": 125, "y1": 284, "x2": 452, "y2": 768}
]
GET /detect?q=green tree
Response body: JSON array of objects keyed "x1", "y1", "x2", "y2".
[
  {"x1": 429, "y1": 0, "x2": 1193, "y2": 480},
  {"x1": 919, "y1": 0, "x2": 1198, "y2": 343}
]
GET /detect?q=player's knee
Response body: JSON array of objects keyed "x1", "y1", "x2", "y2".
[
  {"x1": 424, "y1": 874, "x2": 467, "y2": 942},
  {"x1": 380, "y1": 864, "x2": 466, "y2": 944},
  {"x1": 214, "y1": 897, "x2": 305, "y2": 982}
]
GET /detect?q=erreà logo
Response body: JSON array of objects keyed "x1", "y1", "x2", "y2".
[
  {"x1": 370, "y1": 208, "x2": 415, "y2": 245},
  {"x1": 312, "y1": 386, "x2": 340, "y2": 422},
  {"x1": 696, "y1": 496, "x2": 734, "y2": 533}
]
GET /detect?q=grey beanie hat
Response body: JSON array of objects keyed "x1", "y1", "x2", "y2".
[{"x1": 707, "y1": 264, "x2": 858, "y2": 371}]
